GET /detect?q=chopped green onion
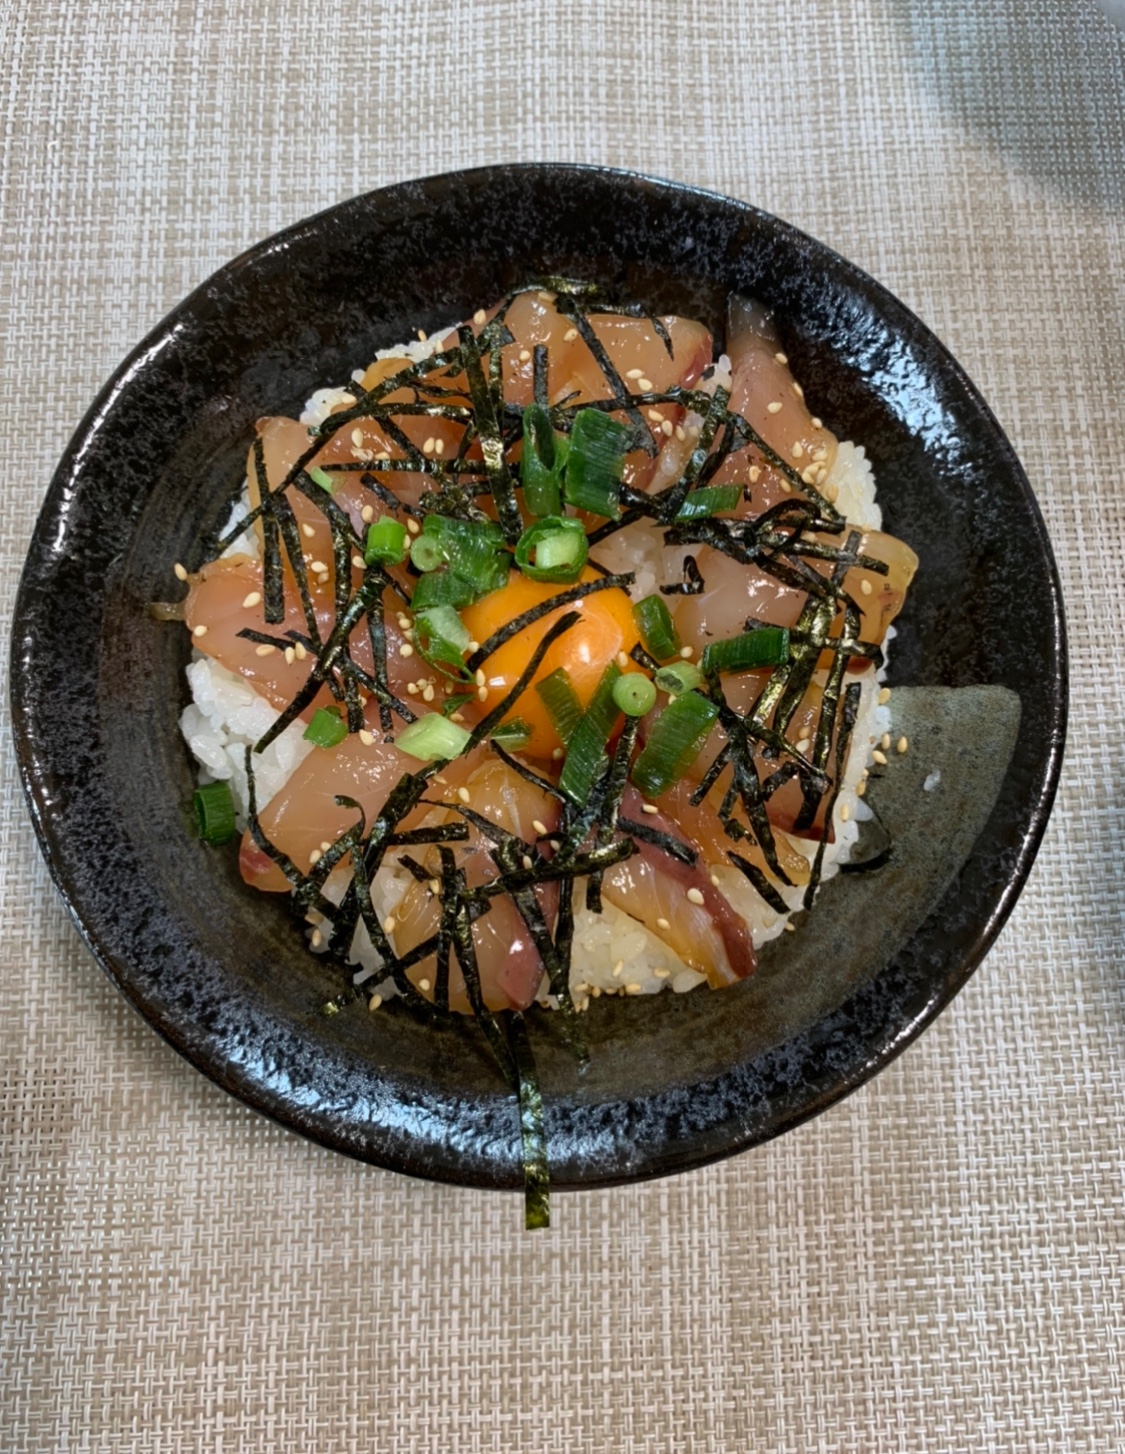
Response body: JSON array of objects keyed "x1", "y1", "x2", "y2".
[
  {"x1": 521, "y1": 404, "x2": 567, "y2": 517},
  {"x1": 514, "y1": 516, "x2": 588, "y2": 584},
  {"x1": 396, "y1": 712, "x2": 472, "y2": 762},
  {"x1": 559, "y1": 662, "x2": 622, "y2": 803},
  {"x1": 409, "y1": 568, "x2": 478, "y2": 611},
  {"x1": 674, "y1": 484, "x2": 741, "y2": 520},
  {"x1": 409, "y1": 533, "x2": 446, "y2": 573},
  {"x1": 632, "y1": 594, "x2": 682, "y2": 661},
  {"x1": 414, "y1": 606, "x2": 471, "y2": 678},
  {"x1": 563, "y1": 408, "x2": 629, "y2": 519},
  {"x1": 364, "y1": 516, "x2": 408, "y2": 566},
  {"x1": 303, "y1": 706, "x2": 348, "y2": 749},
  {"x1": 612, "y1": 673, "x2": 657, "y2": 717},
  {"x1": 534, "y1": 667, "x2": 583, "y2": 745},
  {"x1": 630, "y1": 691, "x2": 719, "y2": 798},
  {"x1": 654, "y1": 661, "x2": 704, "y2": 695},
  {"x1": 193, "y1": 780, "x2": 236, "y2": 844},
  {"x1": 308, "y1": 466, "x2": 335, "y2": 494},
  {"x1": 700, "y1": 626, "x2": 790, "y2": 675},
  {"x1": 491, "y1": 718, "x2": 532, "y2": 749},
  {"x1": 442, "y1": 692, "x2": 475, "y2": 718},
  {"x1": 418, "y1": 514, "x2": 509, "y2": 594}
]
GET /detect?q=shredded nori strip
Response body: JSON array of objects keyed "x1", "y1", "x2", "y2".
[{"x1": 505, "y1": 1011, "x2": 550, "y2": 1230}]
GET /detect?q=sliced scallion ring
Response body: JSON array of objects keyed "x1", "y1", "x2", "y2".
[
  {"x1": 514, "y1": 516, "x2": 588, "y2": 584},
  {"x1": 612, "y1": 673, "x2": 657, "y2": 718},
  {"x1": 396, "y1": 713, "x2": 472, "y2": 762},
  {"x1": 192, "y1": 780, "x2": 236, "y2": 844},
  {"x1": 303, "y1": 706, "x2": 349, "y2": 749}
]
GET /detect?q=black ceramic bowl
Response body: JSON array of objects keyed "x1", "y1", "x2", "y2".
[{"x1": 11, "y1": 165, "x2": 1065, "y2": 1190}]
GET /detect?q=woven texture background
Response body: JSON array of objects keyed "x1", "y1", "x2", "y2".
[{"x1": 2, "y1": 1, "x2": 1122, "y2": 1449}]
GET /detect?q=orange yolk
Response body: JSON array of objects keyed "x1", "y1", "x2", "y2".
[{"x1": 461, "y1": 568, "x2": 643, "y2": 760}]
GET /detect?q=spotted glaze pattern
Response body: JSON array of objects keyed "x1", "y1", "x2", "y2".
[{"x1": 10, "y1": 166, "x2": 1066, "y2": 1190}]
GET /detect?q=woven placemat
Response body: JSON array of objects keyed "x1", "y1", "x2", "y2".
[{"x1": 2, "y1": 1, "x2": 1121, "y2": 1448}]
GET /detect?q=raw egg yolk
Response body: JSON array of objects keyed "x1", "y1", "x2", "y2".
[{"x1": 460, "y1": 568, "x2": 642, "y2": 760}]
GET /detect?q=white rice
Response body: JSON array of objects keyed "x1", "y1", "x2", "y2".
[{"x1": 181, "y1": 354, "x2": 892, "y2": 1001}]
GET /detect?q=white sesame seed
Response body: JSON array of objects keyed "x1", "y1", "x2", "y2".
[
  {"x1": 897, "y1": 736, "x2": 908, "y2": 754},
  {"x1": 384, "y1": 916, "x2": 396, "y2": 934},
  {"x1": 457, "y1": 786, "x2": 471, "y2": 804},
  {"x1": 474, "y1": 668, "x2": 486, "y2": 686},
  {"x1": 428, "y1": 880, "x2": 440, "y2": 895},
  {"x1": 660, "y1": 419, "x2": 673, "y2": 437},
  {"x1": 308, "y1": 849, "x2": 321, "y2": 864},
  {"x1": 648, "y1": 409, "x2": 665, "y2": 423},
  {"x1": 840, "y1": 802, "x2": 851, "y2": 822},
  {"x1": 422, "y1": 684, "x2": 434, "y2": 703},
  {"x1": 612, "y1": 960, "x2": 624, "y2": 978},
  {"x1": 815, "y1": 466, "x2": 828, "y2": 484},
  {"x1": 549, "y1": 839, "x2": 561, "y2": 851},
  {"x1": 399, "y1": 643, "x2": 414, "y2": 657},
  {"x1": 679, "y1": 645, "x2": 693, "y2": 659},
  {"x1": 872, "y1": 749, "x2": 888, "y2": 765},
  {"x1": 822, "y1": 482, "x2": 839, "y2": 503},
  {"x1": 625, "y1": 984, "x2": 642, "y2": 995},
  {"x1": 284, "y1": 646, "x2": 295, "y2": 665},
  {"x1": 407, "y1": 518, "x2": 420, "y2": 534},
  {"x1": 419, "y1": 977, "x2": 431, "y2": 991},
  {"x1": 616, "y1": 651, "x2": 629, "y2": 669},
  {"x1": 626, "y1": 369, "x2": 643, "y2": 380},
  {"x1": 302, "y1": 523, "x2": 316, "y2": 539},
  {"x1": 417, "y1": 330, "x2": 427, "y2": 342},
  {"x1": 785, "y1": 921, "x2": 797, "y2": 933},
  {"x1": 687, "y1": 887, "x2": 706, "y2": 906},
  {"x1": 174, "y1": 562, "x2": 188, "y2": 582},
  {"x1": 878, "y1": 686, "x2": 892, "y2": 705},
  {"x1": 359, "y1": 730, "x2": 375, "y2": 746},
  {"x1": 369, "y1": 994, "x2": 383, "y2": 1011},
  {"x1": 477, "y1": 685, "x2": 488, "y2": 701},
  {"x1": 748, "y1": 465, "x2": 761, "y2": 483},
  {"x1": 795, "y1": 738, "x2": 810, "y2": 756},
  {"x1": 434, "y1": 438, "x2": 445, "y2": 457},
  {"x1": 351, "y1": 428, "x2": 365, "y2": 448},
  {"x1": 860, "y1": 579, "x2": 873, "y2": 596},
  {"x1": 767, "y1": 401, "x2": 783, "y2": 415},
  {"x1": 642, "y1": 803, "x2": 659, "y2": 815},
  {"x1": 654, "y1": 967, "x2": 671, "y2": 979},
  {"x1": 406, "y1": 682, "x2": 418, "y2": 695},
  {"x1": 811, "y1": 417, "x2": 822, "y2": 429},
  {"x1": 710, "y1": 873, "x2": 721, "y2": 887},
  {"x1": 473, "y1": 308, "x2": 487, "y2": 326},
  {"x1": 675, "y1": 424, "x2": 686, "y2": 441},
  {"x1": 637, "y1": 377, "x2": 653, "y2": 391},
  {"x1": 564, "y1": 327, "x2": 578, "y2": 341},
  {"x1": 466, "y1": 640, "x2": 479, "y2": 652},
  {"x1": 320, "y1": 841, "x2": 331, "y2": 853},
  {"x1": 450, "y1": 712, "x2": 465, "y2": 723},
  {"x1": 802, "y1": 466, "x2": 818, "y2": 484},
  {"x1": 532, "y1": 819, "x2": 548, "y2": 836},
  {"x1": 192, "y1": 624, "x2": 208, "y2": 638},
  {"x1": 792, "y1": 382, "x2": 804, "y2": 399},
  {"x1": 361, "y1": 504, "x2": 374, "y2": 522},
  {"x1": 812, "y1": 446, "x2": 828, "y2": 462},
  {"x1": 792, "y1": 442, "x2": 804, "y2": 460},
  {"x1": 422, "y1": 437, "x2": 435, "y2": 455},
  {"x1": 774, "y1": 351, "x2": 788, "y2": 365},
  {"x1": 295, "y1": 641, "x2": 307, "y2": 661},
  {"x1": 881, "y1": 732, "x2": 891, "y2": 750},
  {"x1": 255, "y1": 644, "x2": 275, "y2": 657},
  {"x1": 518, "y1": 348, "x2": 531, "y2": 362},
  {"x1": 309, "y1": 560, "x2": 328, "y2": 574},
  {"x1": 522, "y1": 854, "x2": 534, "y2": 871},
  {"x1": 857, "y1": 779, "x2": 867, "y2": 796},
  {"x1": 552, "y1": 748, "x2": 564, "y2": 760},
  {"x1": 352, "y1": 554, "x2": 365, "y2": 570},
  {"x1": 310, "y1": 929, "x2": 322, "y2": 948}
]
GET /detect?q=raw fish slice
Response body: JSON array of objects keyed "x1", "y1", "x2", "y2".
[
  {"x1": 600, "y1": 787, "x2": 756, "y2": 987},
  {"x1": 184, "y1": 557, "x2": 416, "y2": 714},
  {"x1": 388, "y1": 758, "x2": 561, "y2": 1012}
]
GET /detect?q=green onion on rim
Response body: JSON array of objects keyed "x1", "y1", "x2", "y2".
[{"x1": 193, "y1": 780, "x2": 236, "y2": 844}]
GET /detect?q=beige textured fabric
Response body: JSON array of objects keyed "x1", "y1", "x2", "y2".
[{"x1": 2, "y1": 0, "x2": 1122, "y2": 1449}]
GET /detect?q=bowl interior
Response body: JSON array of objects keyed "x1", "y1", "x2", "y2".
[{"x1": 12, "y1": 166, "x2": 1065, "y2": 1188}]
